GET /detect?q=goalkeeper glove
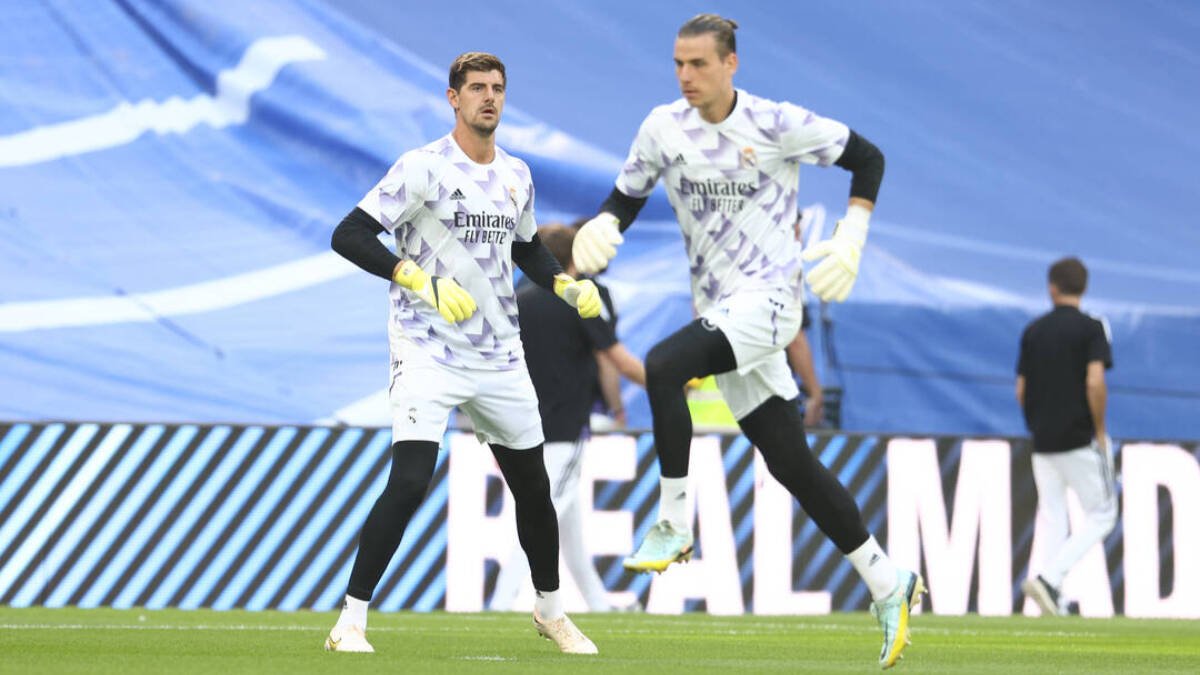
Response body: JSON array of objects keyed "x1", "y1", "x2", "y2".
[
  {"x1": 554, "y1": 273, "x2": 602, "y2": 319},
  {"x1": 801, "y1": 204, "x2": 870, "y2": 302},
  {"x1": 572, "y1": 213, "x2": 623, "y2": 274},
  {"x1": 393, "y1": 260, "x2": 477, "y2": 324}
]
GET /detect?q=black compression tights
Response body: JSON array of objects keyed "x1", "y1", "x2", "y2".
[
  {"x1": 347, "y1": 440, "x2": 439, "y2": 600},
  {"x1": 644, "y1": 319, "x2": 737, "y2": 478},
  {"x1": 347, "y1": 440, "x2": 560, "y2": 601},
  {"x1": 490, "y1": 442, "x2": 560, "y2": 593},
  {"x1": 739, "y1": 397, "x2": 870, "y2": 553}
]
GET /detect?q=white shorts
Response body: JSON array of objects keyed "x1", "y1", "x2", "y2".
[
  {"x1": 702, "y1": 289, "x2": 802, "y2": 420},
  {"x1": 387, "y1": 330, "x2": 544, "y2": 449}
]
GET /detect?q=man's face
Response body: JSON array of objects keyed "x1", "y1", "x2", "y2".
[
  {"x1": 448, "y1": 70, "x2": 505, "y2": 134},
  {"x1": 673, "y1": 34, "x2": 737, "y2": 111}
]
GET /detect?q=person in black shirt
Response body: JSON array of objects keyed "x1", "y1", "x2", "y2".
[
  {"x1": 1016, "y1": 256, "x2": 1117, "y2": 616},
  {"x1": 491, "y1": 224, "x2": 645, "y2": 612}
]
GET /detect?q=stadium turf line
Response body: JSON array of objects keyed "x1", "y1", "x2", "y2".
[{"x1": 1, "y1": 607, "x2": 1198, "y2": 673}]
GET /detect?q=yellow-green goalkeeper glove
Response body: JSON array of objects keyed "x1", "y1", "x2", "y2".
[
  {"x1": 553, "y1": 273, "x2": 602, "y2": 319},
  {"x1": 801, "y1": 205, "x2": 870, "y2": 302},
  {"x1": 393, "y1": 260, "x2": 477, "y2": 324}
]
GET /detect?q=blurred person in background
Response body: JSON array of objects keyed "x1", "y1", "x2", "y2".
[
  {"x1": 1017, "y1": 256, "x2": 1117, "y2": 616},
  {"x1": 570, "y1": 13, "x2": 922, "y2": 668},
  {"x1": 325, "y1": 52, "x2": 601, "y2": 655},
  {"x1": 492, "y1": 223, "x2": 645, "y2": 613},
  {"x1": 787, "y1": 208, "x2": 825, "y2": 427}
]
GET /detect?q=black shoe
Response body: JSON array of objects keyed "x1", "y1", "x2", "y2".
[{"x1": 1021, "y1": 575, "x2": 1062, "y2": 616}]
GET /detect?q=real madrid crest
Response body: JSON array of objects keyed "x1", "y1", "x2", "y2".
[{"x1": 739, "y1": 146, "x2": 758, "y2": 169}]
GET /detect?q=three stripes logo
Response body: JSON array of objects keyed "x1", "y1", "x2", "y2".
[{"x1": 449, "y1": 188, "x2": 466, "y2": 201}]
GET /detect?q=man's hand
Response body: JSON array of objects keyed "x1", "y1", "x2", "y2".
[
  {"x1": 554, "y1": 274, "x2": 602, "y2": 318},
  {"x1": 802, "y1": 205, "x2": 870, "y2": 302},
  {"x1": 572, "y1": 213, "x2": 623, "y2": 274},
  {"x1": 804, "y1": 393, "x2": 825, "y2": 427},
  {"x1": 393, "y1": 260, "x2": 477, "y2": 324}
]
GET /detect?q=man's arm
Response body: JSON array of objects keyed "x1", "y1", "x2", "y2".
[
  {"x1": 510, "y1": 234, "x2": 563, "y2": 290},
  {"x1": 595, "y1": 352, "x2": 627, "y2": 428},
  {"x1": 511, "y1": 235, "x2": 602, "y2": 318},
  {"x1": 330, "y1": 207, "x2": 400, "y2": 281},
  {"x1": 834, "y1": 131, "x2": 885, "y2": 205},
  {"x1": 573, "y1": 188, "x2": 651, "y2": 273},
  {"x1": 1086, "y1": 360, "x2": 1107, "y2": 446},
  {"x1": 786, "y1": 331, "x2": 824, "y2": 427},
  {"x1": 802, "y1": 131, "x2": 885, "y2": 302},
  {"x1": 331, "y1": 207, "x2": 476, "y2": 323},
  {"x1": 598, "y1": 342, "x2": 646, "y2": 386}
]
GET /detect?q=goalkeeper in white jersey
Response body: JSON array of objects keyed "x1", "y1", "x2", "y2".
[
  {"x1": 572, "y1": 14, "x2": 923, "y2": 669},
  {"x1": 324, "y1": 52, "x2": 599, "y2": 656}
]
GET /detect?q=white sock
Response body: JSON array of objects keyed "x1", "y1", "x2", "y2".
[
  {"x1": 534, "y1": 588, "x2": 563, "y2": 620},
  {"x1": 658, "y1": 476, "x2": 690, "y2": 529},
  {"x1": 336, "y1": 594, "x2": 369, "y2": 629},
  {"x1": 846, "y1": 536, "x2": 899, "y2": 601}
]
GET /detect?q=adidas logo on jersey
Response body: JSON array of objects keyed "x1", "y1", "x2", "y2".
[
  {"x1": 674, "y1": 153, "x2": 687, "y2": 165},
  {"x1": 449, "y1": 188, "x2": 466, "y2": 200}
]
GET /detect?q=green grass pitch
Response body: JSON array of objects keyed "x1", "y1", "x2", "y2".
[{"x1": 2, "y1": 607, "x2": 1198, "y2": 673}]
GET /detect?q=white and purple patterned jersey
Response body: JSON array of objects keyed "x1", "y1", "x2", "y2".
[
  {"x1": 357, "y1": 134, "x2": 536, "y2": 370},
  {"x1": 616, "y1": 90, "x2": 849, "y2": 312}
]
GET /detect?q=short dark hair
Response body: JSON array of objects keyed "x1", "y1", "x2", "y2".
[
  {"x1": 538, "y1": 224, "x2": 574, "y2": 269},
  {"x1": 448, "y1": 52, "x2": 506, "y2": 91},
  {"x1": 1048, "y1": 256, "x2": 1088, "y2": 296},
  {"x1": 678, "y1": 13, "x2": 739, "y2": 57}
]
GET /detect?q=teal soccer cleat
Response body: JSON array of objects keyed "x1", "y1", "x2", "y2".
[
  {"x1": 621, "y1": 520, "x2": 694, "y2": 573},
  {"x1": 869, "y1": 569, "x2": 926, "y2": 669}
]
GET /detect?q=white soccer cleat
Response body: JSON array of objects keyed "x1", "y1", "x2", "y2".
[
  {"x1": 324, "y1": 624, "x2": 374, "y2": 653},
  {"x1": 533, "y1": 611, "x2": 598, "y2": 654}
]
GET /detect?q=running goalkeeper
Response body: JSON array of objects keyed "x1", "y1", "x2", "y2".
[{"x1": 572, "y1": 14, "x2": 922, "y2": 669}]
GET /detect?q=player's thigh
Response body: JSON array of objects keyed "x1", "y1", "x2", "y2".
[
  {"x1": 460, "y1": 366, "x2": 545, "y2": 449},
  {"x1": 388, "y1": 336, "x2": 468, "y2": 442},
  {"x1": 702, "y1": 289, "x2": 802, "y2": 374},
  {"x1": 1030, "y1": 452, "x2": 1068, "y2": 506},
  {"x1": 717, "y1": 350, "x2": 800, "y2": 421}
]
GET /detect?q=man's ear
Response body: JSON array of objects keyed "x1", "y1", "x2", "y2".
[{"x1": 446, "y1": 87, "x2": 459, "y2": 111}]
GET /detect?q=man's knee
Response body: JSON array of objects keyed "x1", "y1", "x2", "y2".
[
  {"x1": 495, "y1": 449, "x2": 551, "y2": 502},
  {"x1": 645, "y1": 342, "x2": 684, "y2": 389},
  {"x1": 380, "y1": 473, "x2": 430, "y2": 511}
]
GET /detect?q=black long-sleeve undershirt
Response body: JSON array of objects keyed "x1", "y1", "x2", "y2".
[
  {"x1": 835, "y1": 130, "x2": 885, "y2": 204},
  {"x1": 598, "y1": 189, "x2": 648, "y2": 233},
  {"x1": 511, "y1": 235, "x2": 563, "y2": 290},
  {"x1": 330, "y1": 207, "x2": 397, "y2": 281}
]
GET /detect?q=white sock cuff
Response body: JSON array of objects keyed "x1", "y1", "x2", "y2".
[
  {"x1": 845, "y1": 536, "x2": 898, "y2": 601},
  {"x1": 658, "y1": 476, "x2": 690, "y2": 528},
  {"x1": 535, "y1": 588, "x2": 564, "y2": 621},
  {"x1": 338, "y1": 594, "x2": 369, "y2": 629}
]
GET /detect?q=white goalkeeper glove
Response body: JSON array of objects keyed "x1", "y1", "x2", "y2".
[
  {"x1": 554, "y1": 273, "x2": 602, "y2": 318},
  {"x1": 393, "y1": 259, "x2": 477, "y2": 324},
  {"x1": 572, "y1": 213, "x2": 623, "y2": 274},
  {"x1": 802, "y1": 204, "x2": 871, "y2": 302}
]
